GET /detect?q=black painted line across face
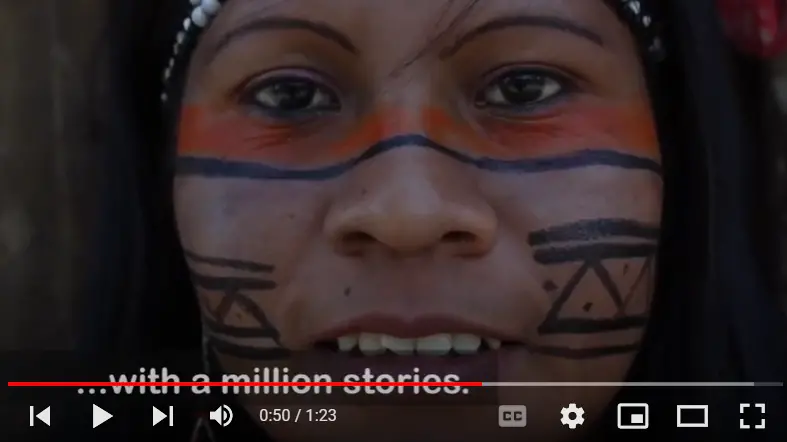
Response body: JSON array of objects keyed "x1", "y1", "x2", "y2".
[{"x1": 176, "y1": 135, "x2": 662, "y2": 180}]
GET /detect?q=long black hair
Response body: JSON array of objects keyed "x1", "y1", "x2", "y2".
[{"x1": 87, "y1": 0, "x2": 787, "y2": 439}]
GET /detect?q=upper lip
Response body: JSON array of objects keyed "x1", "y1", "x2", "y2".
[{"x1": 309, "y1": 313, "x2": 521, "y2": 343}]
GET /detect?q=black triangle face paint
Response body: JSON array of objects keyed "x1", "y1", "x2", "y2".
[{"x1": 525, "y1": 218, "x2": 658, "y2": 358}]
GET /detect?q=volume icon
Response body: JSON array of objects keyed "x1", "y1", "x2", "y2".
[
  {"x1": 209, "y1": 405, "x2": 233, "y2": 427},
  {"x1": 153, "y1": 406, "x2": 174, "y2": 426}
]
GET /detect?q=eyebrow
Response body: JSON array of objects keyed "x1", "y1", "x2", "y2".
[
  {"x1": 440, "y1": 14, "x2": 605, "y2": 58},
  {"x1": 206, "y1": 16, "x2": 359, "y2": 63}
]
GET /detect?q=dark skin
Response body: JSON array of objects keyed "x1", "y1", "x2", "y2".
[{"x1": 174, "y1": 0, "x2": 662, "y2": 440}]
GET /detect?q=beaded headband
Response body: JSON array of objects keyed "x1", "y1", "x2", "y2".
[{"x1": 161, "y1": 0, "x2": 663, "y2": 103}]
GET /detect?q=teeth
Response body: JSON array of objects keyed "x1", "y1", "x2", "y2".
[
  {"x1": 334, "y1": 333, "x2": 503, "y2": 355},
  {"x1": 485, "y1": 338, "x2": 501, "y2": 350},
  {"x1": 452, "y1": 333, "x2": 482, "y2": 354},
  {"x1": 381, "y1": 335, "x2": 415, "y2": 355},
  {"x1": 415, "y1": 334, "x2": 453, "y2": 355},
  {"x1": 358, "y1": 333, "x2": 385, "y2": 355},
  {"x1": 337, "y1": 335, "x2": 358, "y2": 351}
]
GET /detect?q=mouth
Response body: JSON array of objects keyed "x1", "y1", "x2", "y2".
[
  {"x1": 310, "y1": 314, "x2": 521, "y2": 357},
  {"x1": 215, "y1": 315, "x2": 527, "y2": 401},
  {"x1": 315, "y1": 333, "x2": 512, "y2": 356}
]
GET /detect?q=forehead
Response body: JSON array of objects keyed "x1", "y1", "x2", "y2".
[{"x1": 198, "y1": 0, "x2": 634, "y2": 54}]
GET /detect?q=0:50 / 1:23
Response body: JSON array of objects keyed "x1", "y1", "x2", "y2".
[{"x1": 258, "y1": 408, "x2": 337, "y2": 423}]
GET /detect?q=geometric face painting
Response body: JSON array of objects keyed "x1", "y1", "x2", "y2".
[
  {"x1": 183, "y1": 250, "x2": 287, "y2": 360},
  {"x1": 528, "y1": 218, "x2": 659, "y2": 357}
]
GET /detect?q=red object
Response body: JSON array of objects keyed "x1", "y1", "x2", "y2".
[
  {"x1": 7, "y1": 381, "x2": 483, "y2": 387},
  {"x1": 717, "y1": 0, "x2": 787, "y2": 58}
]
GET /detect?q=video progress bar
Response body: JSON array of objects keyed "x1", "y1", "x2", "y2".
[{"x1": 481, "y1": 382, "x2": 783, "y2": 387}]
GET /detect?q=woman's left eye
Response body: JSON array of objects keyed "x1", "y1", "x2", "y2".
[{"x1": 476, "y1": 70, "x2": 566, "y2": 110}]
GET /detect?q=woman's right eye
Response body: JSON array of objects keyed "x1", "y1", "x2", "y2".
[{"x1": 243, "y1": 76, "x2": 340, "y2": 116}]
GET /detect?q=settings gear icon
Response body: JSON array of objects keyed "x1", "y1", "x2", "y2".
[{"x1": 560, "y1": 403, "x2": 585, "y2": 429}]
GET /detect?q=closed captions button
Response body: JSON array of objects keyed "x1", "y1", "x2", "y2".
[{"x1": 498, "y1": 405, "x2": 527, "y2": 427}]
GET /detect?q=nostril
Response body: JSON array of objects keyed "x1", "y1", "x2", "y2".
[
  {"x1": 441, "y1": 231, "x2": 476, "y2": 243},
  {"x1": 344, "y1": 232, "x2": 376, "y2": 244},
  {"x1": 335, "y1": 231, "x2": 377, "y2": 256}
]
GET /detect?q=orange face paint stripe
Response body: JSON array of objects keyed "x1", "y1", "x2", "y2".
[
  {"x1": 175, "y1": 104, "x2": 661, "y2": 180},
  {"x1": 178, "y1": 106, "x2": 395, "y2": 164},
  {"x1": 177, "y1": 104, "x2": 659, "y2": 165},
  {"x1": 420, "y1": 106, "x2": 660, "y2": 160}
]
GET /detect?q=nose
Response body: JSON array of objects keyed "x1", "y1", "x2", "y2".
[{"x1": 324, "y1": 149, "x2": 497, "y2": 257}]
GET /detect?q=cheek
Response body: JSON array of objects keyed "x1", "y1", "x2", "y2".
[
  {"x1": 176, "y1": 105, "x2": 393, "y2": 165},
  {"x1": 486, "y1": 167, "x2": 662, "y2": 349},
  {"x1": 425, "y1": 101, "x2": 660, "y2": 160},
  {"x1": 491, "y1": 168, "x2": 663, "y2": 224},
  {"x1": 176, "y1": 105, "x2": 306, "y2": 161},
  {"x1": 173, "y1": 178, "x2": 330, "y2": 263}
]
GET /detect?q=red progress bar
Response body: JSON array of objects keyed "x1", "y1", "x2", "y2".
[{"x1": 8, "y1": 381, "x2": 483, "y2": 387}]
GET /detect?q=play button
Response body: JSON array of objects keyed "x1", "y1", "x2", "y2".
[{"x1": 92, "y1": 404, "x2": 112, "y2": 428}]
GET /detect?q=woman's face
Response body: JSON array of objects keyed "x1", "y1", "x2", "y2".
[{"x1": 174, "y1": 0, "x2": 662, "y2": 440}]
